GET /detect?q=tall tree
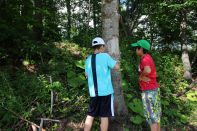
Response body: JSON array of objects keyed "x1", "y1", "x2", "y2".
[
  {"x1": 101, "y1": 0, "x2": 127, "y2": 129},
  {"x1": 180, "y1": 9, "x2": 192, "y2": 80}
]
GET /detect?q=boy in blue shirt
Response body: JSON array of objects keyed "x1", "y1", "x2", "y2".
[{"x1": 84, "y1": 37, "x2": 120, "y2": 131}]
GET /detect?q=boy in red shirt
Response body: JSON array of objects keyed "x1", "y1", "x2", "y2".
[{"x1": 131, "y1": 40, "x2": 161, "y2": 131}]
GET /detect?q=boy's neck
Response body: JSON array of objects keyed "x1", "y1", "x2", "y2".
[
  {"x1": 140, "y1": 53, "x2": 145, "y2": 58},
  {"x1": 94, "y1": 50, "x2": 102, "y2": 54}
]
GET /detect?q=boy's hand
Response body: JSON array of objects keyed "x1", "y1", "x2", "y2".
[
  {"x1": 139, "y1": 66, "x2": 151, "y2": 82},
  {"x1": 114, "y1": 63, "x2": 120, "y2": 70},
  {"x1": 139, "y1": 76, "x2": 150, "y2": 82},
  {"x1": 85, "y1": 73, "x2": 88, "y2": 79}
]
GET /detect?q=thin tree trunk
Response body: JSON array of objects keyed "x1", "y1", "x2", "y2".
[
  {"x1": 191, "y1": 46, "x2": 197, "y2": 66},
  {"x1": 150, "y1": 32, "x2": 154, "y2": 50},
  {"x1": 66, "y1": 0, "x2": 71, "y2": 40},
  {"x1": 33, "y1": 0, "x2": 43, "y2": 41},
  {"x1": 150, "y1": 22, "x2": 154, "y2": 50},
  {"x1": 120, "y1": 15, "x2": 128, "y2": 37},
  {"x1": 101, "y1": 0, "x2": 128, "y2": 130},
  {"x1": 180, "y1": 10, "x2": 192, "y2": 80},
  {"x1": 92, "y1": 0, "x2": 97, "y2": 29},
  {"x1": 21, "y1": 0, "x2": 33, "y2": 34}
]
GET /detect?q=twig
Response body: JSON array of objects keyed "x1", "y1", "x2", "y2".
[
  {"x1": 39, "y1": 118, "x2": 61, "y2": 122},
  {"x1": 39, "y1": 118, "x2": 44, "y2": 131},
  {"x1": 40, "y1": 52, "x2": 44, "y2": 65},
  {"x1": 49, "y1": 76, "x2": 54, "y2": 115}
]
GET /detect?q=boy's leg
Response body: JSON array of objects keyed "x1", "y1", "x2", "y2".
[
  {"x1": 141, "y1": 88, "x2": 161, "y2": 131},
  {"x1": 150, "y1": 123, "x2": 160, "y2": 131},
  {"x1": 157, "y1": 122, "x2": 160, "y2": 131},
  {"x1": 150, "y1": 123, "x2": 158, "y2": 131},
  {"x1": 84, "y1": 115, "x2": 94, "y2": 131},
  {"x1": 100, "y1": 117, "x2": 109, "y2": 131}
]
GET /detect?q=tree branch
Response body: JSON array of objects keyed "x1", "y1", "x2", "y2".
[{"x1": 176, "y1": 78, "x2": 197, "y2": 97}]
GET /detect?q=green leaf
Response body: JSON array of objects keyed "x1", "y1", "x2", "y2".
[
  {"x1": 48, "y1": 81, "x2": 62, "y2": 90},
  {"x1": 23, "y1": 60, "x2": 30, "y2": 66},
  {"x1": 130, "y1": 115, "x2": 144, "y2": 124},
  {"x1": 186, "y1": 91, "x2": 197, "y2": 101},
  {"x1": 68, "y1": 74, "x2": 86, "y2": 88},
  {"x1": 67, "y1": 71, "x2": 76, "y2": 78},
  {"x1": 180, "y1": 114, "x2": 188, "y2": 124},
  {"x1": 128, "y1": 98, "x2": 144, "y2": 116},
  {"x1": 161, "y1": 100, "x2": 169, "y2": 106},
  {"x1": 75, "y1": 60, "x2": 85, "y2": 69}
]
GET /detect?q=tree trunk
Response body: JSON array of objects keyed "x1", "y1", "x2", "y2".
[
  {"x1": 101, "y1": 0, "x2": 128, "y2": 130},
  {"x1": 191, "y1": 46, "x2": 197, "y2": 66},
  {"x1": 33, "y1": 0, "x2": 43, "y2": 41},
  {"x1": 92, "y1": 0, "x2": 97, "y2": 29},
  {"x1": 66, "y1": 0, "x2": 71, "y2": 40},
  {"x1": 180, "y1": 10, "x2": 192, "y2": 80},
  {"x1": 21, "y1": 0, "x2": 33, "y2": 35}
]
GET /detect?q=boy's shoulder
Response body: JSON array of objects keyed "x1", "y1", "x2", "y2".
[
  {"x1": 85, "y1": 54, "x2": 92, "y2": 61},
  {"x1": 86, "y1": 53, "x2": 110, "y2": 60},
  {"x1": 99, "y1": 53, "x2": 110, "y2": 57}
]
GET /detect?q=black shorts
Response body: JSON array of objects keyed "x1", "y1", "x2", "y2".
[{"x1": 87, "y1": 94, "x2": 114, "y2": 117}]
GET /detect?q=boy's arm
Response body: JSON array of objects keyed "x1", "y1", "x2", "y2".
[
  {"x1": 113, "y1": 63, "x2": 120, "y2": 70},
  {"x1": 139, "y1": 66, "x2": 151, "y2": 82},
  {"x1": 107, "y1": 54, "x2": 119, "y2": 69},
  {"x1": 85, "y1": 73, "x2": 88, "y2": 79}
]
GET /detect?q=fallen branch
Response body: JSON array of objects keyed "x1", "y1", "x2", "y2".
[
  {"x1": 39, "y1": 118, "x2": 60, "y2": 131},
  {"x1": 39, "y1": 118, "x2": 61, "y2": 123},
  {"x1": 176, "y1": 78, "x2": 197, "y2": 97},
  {"x1": 38, "y1": 118, "x2": 65, "y2": 131},
  {"x1": 1, "y1": 106, "x2": 43, "y2": 130}
]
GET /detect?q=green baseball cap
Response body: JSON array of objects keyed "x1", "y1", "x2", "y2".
[{"x1": 131, "y1": 39, "x2": 151, "y2": 51}]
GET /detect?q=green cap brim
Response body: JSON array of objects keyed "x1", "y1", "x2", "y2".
[{"x1": 130, "y1": 43, "x2": 139, "y2": 47}]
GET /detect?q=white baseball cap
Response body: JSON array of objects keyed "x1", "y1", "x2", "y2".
[{"x1": 92, "y1": 37, "x2": 105, "y2": 47}]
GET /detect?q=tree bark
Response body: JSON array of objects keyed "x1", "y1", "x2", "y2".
[
  {"x1": 101, "y1": 0, "x2": 128, "y2": 130},
  {"x1": 180, "y1": 10, "x2": 192, "y2": 80}
]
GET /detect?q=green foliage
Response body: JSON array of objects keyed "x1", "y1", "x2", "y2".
[
  {"x1": 0, "y1": 41, "x2": 90, "y2": 130},
  {"x1": 0, "y1": 0, "x2": 197, "y2": 130},
  {"x1": 0, "y1": 71, "x2": 51, "y2": 129},
  {"x1": 130, "y1": 115, "x2": 144, "y2": 125},
  {"x1": 128, "y1": 98, "x2": 144, "y2": 117},
  {"x1": 186, "y1": 91, "x2": 197, "y2": 102}
]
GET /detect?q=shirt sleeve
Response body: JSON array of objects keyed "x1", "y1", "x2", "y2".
[
  {"x1": 141, "y1": 56, "x2": 151, "y2": 70},
  {"x1": 106, "y1": 54, "x2": 117, "y2": 69}
]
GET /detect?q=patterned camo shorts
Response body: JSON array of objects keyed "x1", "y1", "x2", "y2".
[{"x1": 141, "y1": 88, "x2": 161, "y2": 125}]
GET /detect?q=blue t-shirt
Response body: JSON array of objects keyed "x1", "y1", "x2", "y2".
[{"x1": 85, "y1": 53, "x2": 117, "y2": 97}]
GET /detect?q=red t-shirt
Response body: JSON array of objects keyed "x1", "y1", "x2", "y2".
[{"x1": 139, "y1": 54, "x2": 159, "y2": 91}]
